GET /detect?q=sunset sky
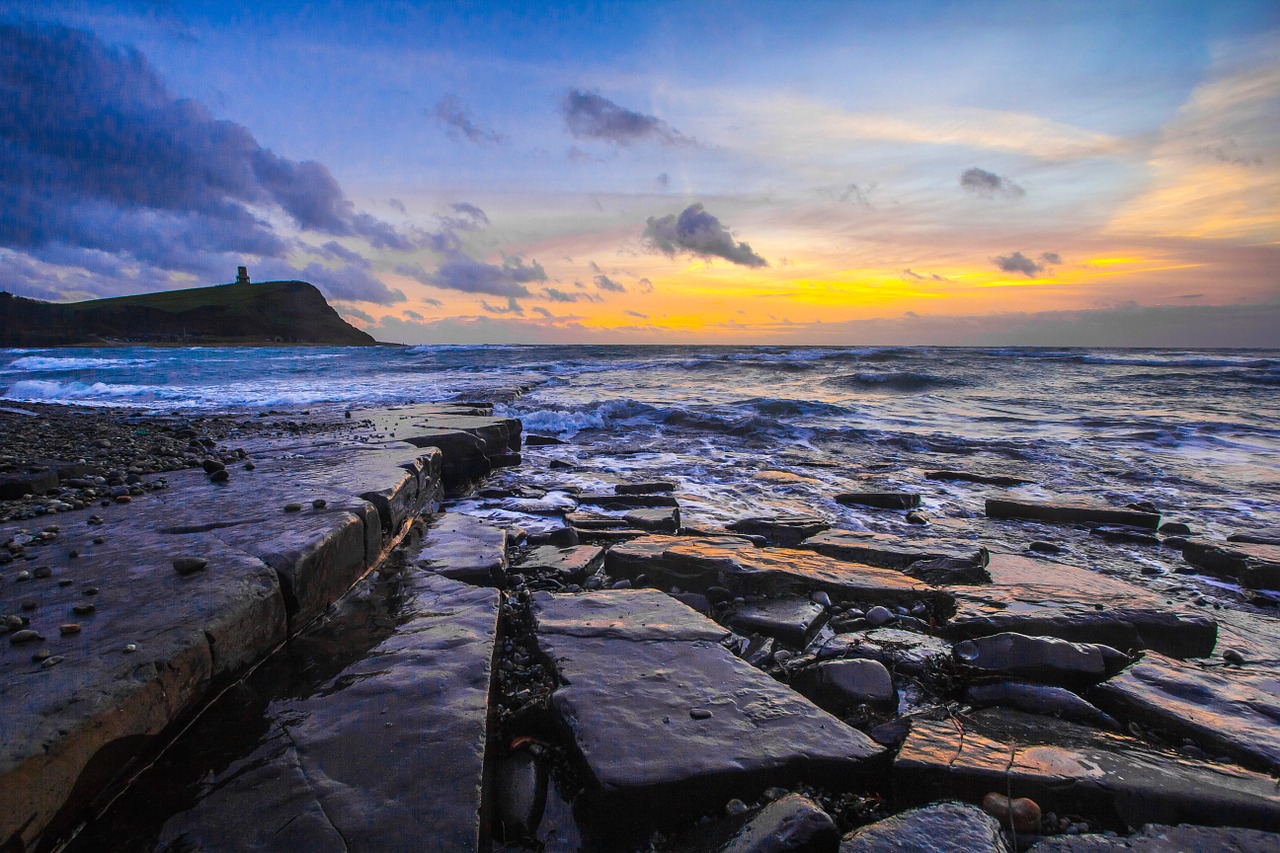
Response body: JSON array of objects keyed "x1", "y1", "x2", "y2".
[{"x1": 2, "y1": 1, "x2": 1277, "y2": 345}]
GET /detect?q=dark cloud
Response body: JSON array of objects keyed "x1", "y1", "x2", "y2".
[
  {"x1": 960, "y1": 167, "x2": 1025, "y2": 199},
  {"x1": 562, "y1": 89, "x2": 695, "y2": 147},
  {"x1": 643, "y1": 203, "x2": 767, "y2": 267},
  {"x1": 396, "y1": 254, "x2": 543, "y2": 298},
  {"x1": 593, "y1": 273, "x2": 626, "y2": 293},
  {"x1": 0, "y1": 21, "x2": 422, "y2": 298},
  {"x1": 542, "y1": 287, "x2": 601, "y2": 303},
  {"x1": 624, "y1": 310, "x2": 649, "y2": 319},
  {"x1": 254, "y1": 258, "x2": 406, "y2": 305},
  {"x1": 992, "y1": 251, "x2": 1060, "y2": 278},
  {"x1": 902, "y1": 268, "x2": 925, "y2": 280},
  {"x1": 434, "y1": 94, "x2": 504, "y2": 144},
  {"x1": 637, "y1": 277, "x2": 654, "y2": 293},
  {"x1": 403, "y1": 309, "x2": 425, "y2": 321},
  {"x1": 481, "y1": 297, "x2": 523, "y2": 315},
  {"x1": 531, "y1": 306, "x2": 554, "y2": 319},
  {"x1": 838, "y1": 182, "x2": 875, "y2": 207},
  {"x1": 656, "y1": 173, "x2": 670, "y2": 190},
  {"x1": 420, "y1": 298, "x2": 443, "y2": 307}
]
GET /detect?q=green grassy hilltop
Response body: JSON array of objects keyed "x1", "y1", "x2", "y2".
[{"x1": 0, "y1": 279, "x2": 378, "y2": 347}]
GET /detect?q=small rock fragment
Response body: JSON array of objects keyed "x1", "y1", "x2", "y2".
[
  {"x1": 1222, "y1": 648, "x2": 1246, "y2": 666},
  {"x1": 59, "y1": 623, "x2": 81, "y2": 635},
  {"x1": 72, "y1": 603, "x2": 96, "y2": 616},
  {"x1": 40, "y1": 655, "x2": 64, "y2": 669},
  {"x1": 981, "y1": 792, "x2": 1040, "y2": 833},
  {"x1": 173, "y1": 556, "x2": 209, "y2": 576},
  {"x1": 123, "y1": 643, "x2": 137, "y2": 653},
  {"x1": 312, "y1": 498, "x2": 327, "y2": 509},
  {"x1": 690, "y1": 707, "x2": 713, "y2": 720},
  {"x1": 10, "y1": 629, "x2": 43, "y2": 644},
  {"x1": 209, "y1": 469, "x2": 230, "y2": 483},
  {"x1": 284, "y1": 502, "x2": 302, "y2": 513}
]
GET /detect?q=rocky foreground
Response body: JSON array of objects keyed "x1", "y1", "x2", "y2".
[{"x1": 1, "y1": 403, "x2": 1278, "y2": 852}]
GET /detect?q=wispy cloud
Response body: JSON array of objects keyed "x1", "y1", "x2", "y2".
[
  {"x1": 960, "y1": 167, "x2": 1025, "y2": 199},
  {"x1": 992, "y1": 251, "x2": 1061, "y2": 278},
  {"x1": 562, "y1": 89, "x2": 696, "y2": 147},
  {"x1": 434, "y1": 95, "x2": 505, "y2": 144}
]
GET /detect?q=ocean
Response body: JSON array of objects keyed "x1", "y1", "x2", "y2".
[{"x1": 3, "y1": 344, "x2": 1279, "y2": 567}]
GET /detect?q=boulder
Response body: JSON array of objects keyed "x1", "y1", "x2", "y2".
[
  {"x1": 720, "y1": 794, "x2": 838, "y2": 853},
  {"x1": 724, "y1": 597, "x2": 830, "y2": 647},
  {"x1": 953, "y1": 632, "x2": 1124, "y2": 688},
  {"x1": 793, "y1": 658, "x2": 896, "y2": 710}
]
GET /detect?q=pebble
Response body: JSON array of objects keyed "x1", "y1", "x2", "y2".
[
  {"x1": 905, "y1": 511, "x2": 930, "y2": 525},
  {"x1": 33, "y1": 566, "x2": 51, "y2": 578},
  {"x1": 40, "y1": 655, "x2": 64, "y2": 669},
  {"x1": 724, "y1": 798, "x2": 748, "y2": 815},
  {"x1": 115, "y1": 495, "x2": 132, "y2": 504},
  {"x1": 59, "y1": 623, "x2": 81, "y2": 636},
  {"x1": 244, "y1": 462, "x2": 256, "y2": 471},
  {"x1": 31, "y1": 647, "x2": 52, "y2": 662},
  {"x1": 124, "y1": 643, "x2": 137, "y2": 653},
  {"x1": 92, "y1": 537, "x2": 105, "y2": 544},
  {"x1": 1222, "y1": 648, "x2": 1246, "y2": 666},
  {"x1": 10, "y1": 629, "x2": 42, "y2": 644},
  {"x1": 283, "y1": 503, "x2": 303, "y2": 513},
  {"x1": 312, "y1": 499, "x2": 327, "y2": 509},
  {"x1": 72, "y1": 603, "x2": 96, "y2": 616},
  {"x1": 689, "y1": 708, "x2": 713, "y2": 720},
  {"x1": 202, "y1": 459, "x2": 226, "y2": 474},
  {"x1": 810, "y1": 591, "x2": 832, "y2": 608},
  {"x1": 610, "y1": 579, "x2": 632, "y2": 589},
  {"x1": 83, "y1": 586, "x2": 99, "y2": 596},
  {"x1": 15, "y1": 570, "x2": 30, "y2": 582},
  {"x1": 865, "y1": 605, "x2": 895, "y2": 627},
  {"x1": 1029, "y1": 540, "x2": 1062, "y2": 554},
  {"x1": 209, "y1": 469, "x2": 230, "y2": 483},
  {"x1": 173, "y1": 556, "x2": 209, "y2": 576},
  {"x1": 981, "y1": 792, "x2": 1041, "y2": 833}
]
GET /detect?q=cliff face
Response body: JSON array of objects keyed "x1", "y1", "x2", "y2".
[{"x1": 0, "y1": 280, "x2": 377, "y2": 346}]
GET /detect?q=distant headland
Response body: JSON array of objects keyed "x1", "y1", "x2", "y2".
[{"x1": 0, "y1": 268, "x2": 378, "y2": 347}]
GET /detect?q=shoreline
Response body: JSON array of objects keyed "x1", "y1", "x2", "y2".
[{"x1": 2, "y1": 401, "x2": 1278, "y2": 851}]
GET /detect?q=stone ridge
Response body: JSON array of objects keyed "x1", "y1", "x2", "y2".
[{"x1": 0, "y1": 405, "x2": 515, "y2": 852}]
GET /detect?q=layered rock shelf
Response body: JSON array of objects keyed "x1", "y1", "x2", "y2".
[{"x1": 4, "y1": 402, "x2": 1279, "y2": 851}]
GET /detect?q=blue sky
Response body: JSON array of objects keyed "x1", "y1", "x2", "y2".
[{"x1": 2, "y1": 0, "x2": 1277, "y2": 344}]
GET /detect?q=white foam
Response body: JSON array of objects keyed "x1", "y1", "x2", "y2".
[{"x1": 4, "y1": 356, "x2": 156, "y2": 371}]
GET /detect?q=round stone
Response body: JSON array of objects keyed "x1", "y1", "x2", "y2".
[
  {"x1": 865, "y1": 605, "x2": 895, "y2": 627},
  {"x1": 1223, "y1": 648, "x2": 1246, "y2": 666},
  {"x1": 284, "y1": 503, "x2": 303, "y2": 513},
  {"x1": 173, "y1": 556, "x2": 209, "y2": 576},
  {"x1": 312, "y1": 499, "x2": 327, "y2": 509},
  {"x1": 689, "y1": 708, "x2": 713, "y2": 720},
  {"x1": 72, "y1": 603, "x2": 96, "y2": 616}
]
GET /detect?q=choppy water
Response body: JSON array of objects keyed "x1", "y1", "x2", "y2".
[{"x1": 4, "y1": 344, "x2": 1279, "y2": 541}]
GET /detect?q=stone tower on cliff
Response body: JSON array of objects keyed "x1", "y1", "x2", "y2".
[{"x1": 236, "y1": 266, "x2": 250, "y2": 285}]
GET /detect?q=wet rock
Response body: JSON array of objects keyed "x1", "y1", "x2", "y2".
[
  {"x1": 494, "y1": 748, "x2": 548, "y2": 842},
  {"x1": 724, "y1": 597, "x2": 829, "y2": 646},
  {"x1": 905, "y1": 511, "x2": 930, "y2": 525},
  {"x1": 607, "y1": 535, "x2": 954, "y2": 615},
  {"x1": 800, "y1": 530, "x2": 989, "y2": 578},
  {"x1": 0, "y1": 467, "x2": 60, "y2": 500},
  {"x1": 1182, "y1": 539, "x2": 1280, "y2": 590},
  {"x1": 9, "y1": 628, "x2": 41, "y2": 644},
  {"x1": 1090, "y1": 525, "x2": 1159, "y2": 545},
  {"x1": 926, "y1": 470, "x2": 1034, "y2": 487},
  {"x1": 527, "y1": 526, "x2": 579, "y2": 547},
  {"x1": 1222, "y1": 647, "x2": 1246, "y2": 666},
  {"x1": 981, "y1": 792, "x2": 1041, "y2": 834},
  {"x1": 819, "y1": 628, "x2": 953, "y2": 676},
  {"x1": 1092, "y1": 651, "x2": 1280, "y2": 773},
  {"x1": 624, "y1": 506, "x2": 681, "y2": 533},
  {"x1": 529, "y1": 590, "x2": 884, "y2": 834},
  {"x1": 719, "y1": 793, "x2": 838, "y2": 853},
  {"x1": 840, "y1": 802, "x2": 1010, "y2": 853},
  {"x1": 986, "y1": 498, "x2": 1160, "y2": 530},
  {"x1": 836, "y1": 492, "x2": 921, "y2": 510},
  {"x1": 201, "y1": 459, "x2": 225, "y2": 474},
  {"x1": 514, "y1": 544, "x2": 604, "y2": 584},
  {"x1": 1029, "y1": 541, "x2": 1062, "y2": 554},
  {"x1": 578, "y1": 492, "x2": 679, "y2": 510},
  {"x1": 283, "y1": 502, "x2": 303, "y2": 512},
  {"x1": 616, "y1": 481, "x2": 676, "y2": 495},
  {"x1": 793, "y1": 658, "x2": 896, "y2": 710},
  {"x1": 907, "y1": 555, "x2": 992, "y2": 585},
  {"x1": 727, "y1": 515, "x2": 832, "y2": 547},
  {"x1": 524, "y1": 434, "x2": 564, "y2": 446},
  {"x1": 865, "y1": 605, "x2": 894, "y2": 627},
  {"x1": 566, "y1": 511, "x2": 631, "y2": 530},
  {"x1": 1027, "y1": 823, "x2": 1280, "y2": 852},
  {"x1": 1228, "y1": 529, "x2": 1280, "y2": 547},
  {"x1": 894, "y1": 708, "x2": 1280, "y2": 832},
  {"x1": 172, "y1": 556, "x2": 209, "y2": 576},
  {"x1": 953, "y1": 633, "x2": 1123, "y2": 687},
  {"x1": 945, "y1": 553, "x2": 1216, "y2": 659},
  {"x1": 417, "y1": 513, "x2": 508, "y2": 587},
  {"x1": 1157, "y1": 521, "x2": 1193, "y2": 536},
  {"x1": 965, "y1": 681, "x2": 1117, "y2": 728}
]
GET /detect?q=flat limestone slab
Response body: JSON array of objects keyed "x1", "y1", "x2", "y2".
[
  {"x1": 800, "y1": 529, "x2": 989, "y2": 572},
  {"x1": 1092, "y1": 651, "x2": 1280, "y2": 774},
  {"x1": 530, "y1": 590, "x2": 884, "y2": 831},
  {"x1": 986, "y1": 498, "x2": 1160, "y2": 530},
  {"x1": 0, "y1": 511, "x2": 287, "y2": 853},
  {"x1": 417, "y1": 512, "x2": 508, "y2": 586},
  {"x1": 1028, "y1": 823, "x2": 1280, "y2": 852},
  {"x1": 606, "y1": 535, "x2": 954, "y2": 615},
  {"x1": 724, "y1": 597, "x2": 829, "y2": 646},
  {"x1": 150, "y1": 573, "x2": 501, "y2": 852},
  {"x1": 945, "y1": 553, "x2": 1216, "y2": 659},
  {"x1": 1182, "y1": 538, "x2": 1280, "y2": 590},
  {"x1": 895, "y1": 709, "x2": 1280, "y2": 833}
]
